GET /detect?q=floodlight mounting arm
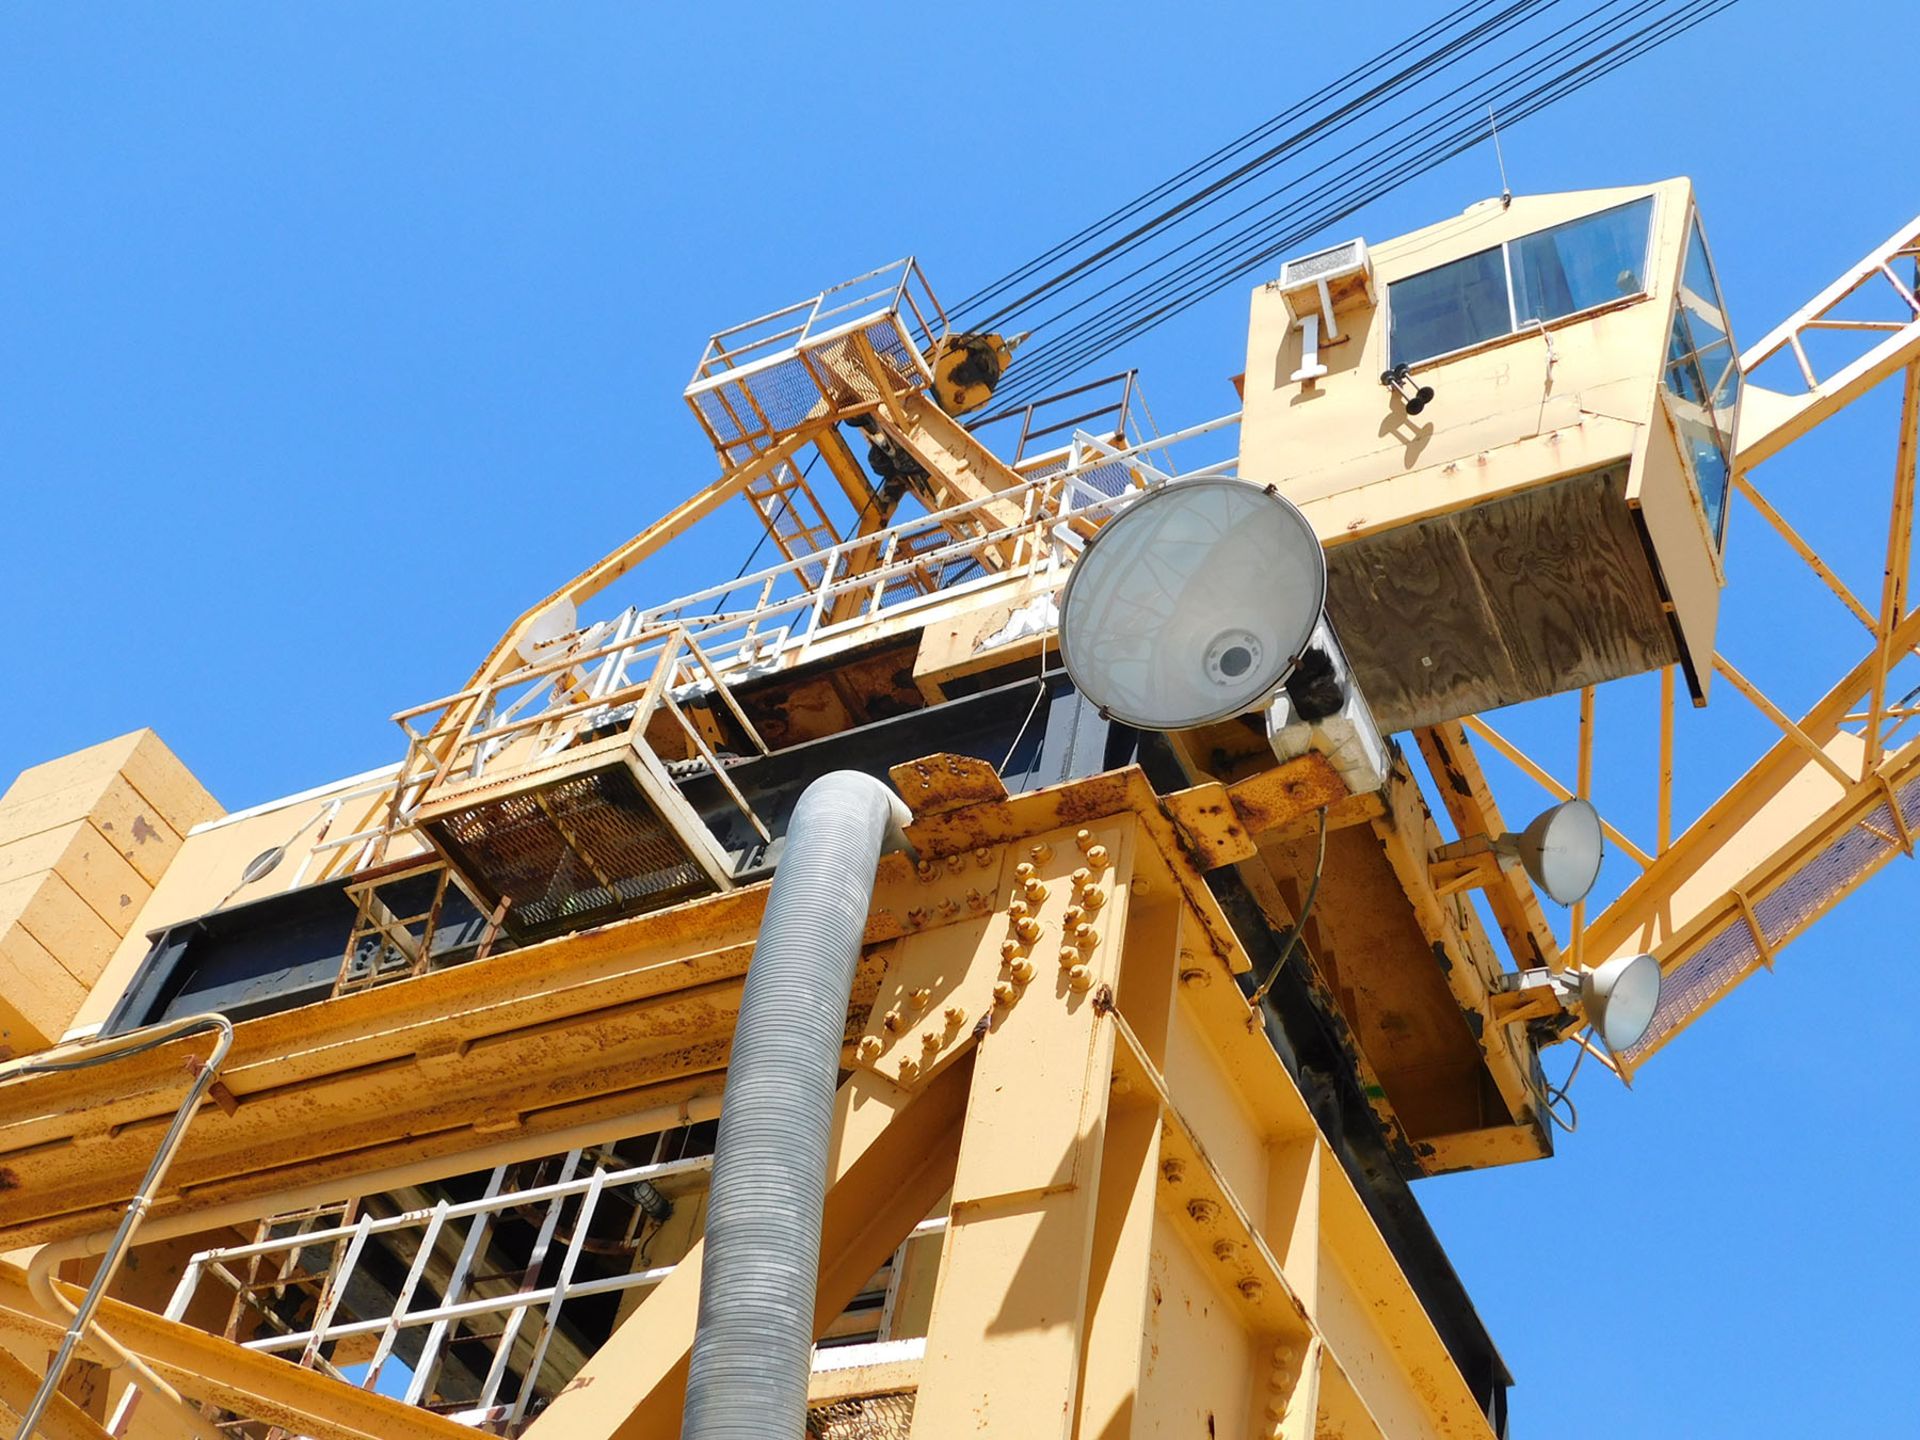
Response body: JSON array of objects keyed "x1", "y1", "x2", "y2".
[{"x1": 447, "y1": 429, "x2": 815, "y2": 719}]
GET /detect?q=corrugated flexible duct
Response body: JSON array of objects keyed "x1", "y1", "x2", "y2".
[{"x1": 681, "y1": 770, "x2": 912, "y2": 1440}]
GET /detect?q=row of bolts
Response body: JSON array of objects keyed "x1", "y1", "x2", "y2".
[
  {"x1": 867, "y1": 835, "x2": 1307, "y2": 1415},
  {"x1": 859, "y1": 830, "x2": 1114, "y2": 1081}
]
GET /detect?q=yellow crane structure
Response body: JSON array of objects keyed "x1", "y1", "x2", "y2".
[{"x1": 0, "y1": 178, "x2": 1914, "y2": 1440}]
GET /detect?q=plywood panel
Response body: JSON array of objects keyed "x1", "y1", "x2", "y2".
[{"x1": 1329, "y1": 467, "x2": 1679, "y2": 731}]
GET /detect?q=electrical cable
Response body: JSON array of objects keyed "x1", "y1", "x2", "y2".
[
  {"x1": 994, "y1": 0, "x2": 1733, "y2": 403},
  {"x1": 996, "y1": 633, "x2": 1052, "y2": 777},
  {"x1": 972, "y1": 0, "x2": 1563, "y2": 340},
  {"x1": 1248, "y1": 806, "x2": 1330, "y2": 1009},
  {"x1": 957, "y1": 0, "x2": 1556, "y2": 330},
  {"x1": 950, "y1": 0, "x2": 1498, "y2": 319},
  {"x1": 982, "y1": 0, "x2": 1739, "y2": 407},
  {"x1": 1541, "y1": 1033, "x2": 1588, "y2": 1133}
]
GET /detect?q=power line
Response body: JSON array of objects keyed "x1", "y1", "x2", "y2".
[
  {"x1": 983, "y1": 0, "x2": 1739, "y2": 409},
  {"x1": 957, "y1": 0, "x2": 1559, "y2": 332},
  {"x1": 992, "y1": 0, "x2": 1715, "y2": 400}
]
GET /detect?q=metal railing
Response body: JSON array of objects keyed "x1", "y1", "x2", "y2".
[
  {"x1": 145, "y1": 1152, "x2": 948, "y2": 1433},
  {"x1": 687, "y1": 258, "x2": 948, "y2": 390},
  {"x1": 386, "y1": 418, "x2": 1236, "y2": 802},
  {"x1": 281, "y1": 414, "x2": 1236, "y2": 898}
]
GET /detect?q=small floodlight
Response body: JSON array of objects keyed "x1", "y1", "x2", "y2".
[
  {"x1": 1057, "y1": 478, "x2": 1327, "y2": 731},
  {"x1": 1505, "y1": 798, "x2": 1605, "y2": 906},
  {"x1": 1439, "y1": 798, "x2": 1606, "y2": 906},
  {"x1": 1494, "y1": 952, "x2": 1663, "y2": 1053},
  {"x1": 1380, "y1": 363, "x2": 1435, "y2": 417},
  {"x1": 1579, "y1": 952, "x2": 1662, "y2": 1053}
]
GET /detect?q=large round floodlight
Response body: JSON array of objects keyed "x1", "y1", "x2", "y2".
[
  {"x1": 1579, "y1": 952, "x2": 1662, "y2": 1053},
  {"x1": 1058, "y1": 479, "x2": 1327, "y2": 730},
  {"x1": 1513, "y1": 798, "x2": 1604, "y2": 906}
]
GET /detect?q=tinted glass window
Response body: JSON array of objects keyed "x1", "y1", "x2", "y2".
[
  {"x1": 1510, "y1": 197, "x2": 1654, "y2": 324},
  {"x1": 1678, "y1": 215, "x2": 1740, "y2": 414},
  {"x1": 1388, "y1": 247, "x2": 1510, "y2": 367},
  {"x1": 1388, "y1": 198, "x2": 1655, "y2": 367},
  {"x1": 1662, "y1": 213, "x2": 1739, "y2": 548}
]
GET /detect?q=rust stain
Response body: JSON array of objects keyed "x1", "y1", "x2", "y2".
[
  {"x1": 0, "y1": 1169, "x2": 16, "y2": 1192},
  {"x1": 130, "y1": 815, "x2": 161, "y2": 845}
]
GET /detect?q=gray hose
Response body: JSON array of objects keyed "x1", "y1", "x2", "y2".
[{"x1": 681, "y1": 771, "x2": 911, "y2": 1440}]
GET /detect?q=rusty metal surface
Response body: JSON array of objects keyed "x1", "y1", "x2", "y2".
[
  {"x1": 0, "y1": 1262, "x2": 479, "y2": 1440},
  {"x1": 888, "y1": 753, "x2": 1010, "y2": 816}
]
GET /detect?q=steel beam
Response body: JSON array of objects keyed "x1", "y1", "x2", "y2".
[{"x1": 0, "y1": 1264, "x2": 475, "y2": 1440}]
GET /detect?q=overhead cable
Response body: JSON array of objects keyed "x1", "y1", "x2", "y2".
[{"x1": 964, "y1": 0, "x2": 1742, "y2": 410}]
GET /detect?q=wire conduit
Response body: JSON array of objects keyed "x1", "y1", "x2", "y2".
[{"x1": 680, "y1": 771, "x2": 911, "y2": 1440}]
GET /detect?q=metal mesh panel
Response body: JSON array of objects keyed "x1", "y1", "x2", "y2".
[
  {"x1": 690, "y1": 317, "x2": 918, "y2": 461},
  {"x1": 806, "y1": 1391, "x2": 916, "y2": 1440},
  {"x1": 1622, "y1": 772, "x2": 1920, "y2": 1066},
  {"x1": 425, "y1": 762, "x2": 713, "y2": 941}
]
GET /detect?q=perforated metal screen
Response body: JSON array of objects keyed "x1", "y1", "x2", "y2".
[
  {"x1": 425, "y1": 762, "x2": 714, "y2": 941},
  {"x1": 1621, "y1": 771, "x2": 1920, "y2": 1068},
  {"x1": 691, "y1": 319, "x2": 918, "y2": 463},
  {"x1": 806, "y1": 1390, "x2": 916, "y2": 1440}
]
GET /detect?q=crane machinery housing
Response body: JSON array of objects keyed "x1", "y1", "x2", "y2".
[{"x1": 0, "y1": 162, "x2": 1916, "y2": 1440}]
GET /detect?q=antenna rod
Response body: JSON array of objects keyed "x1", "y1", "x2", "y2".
[{"x1": 1489, "y1": 104, "x2": 1512, "y2": 207}]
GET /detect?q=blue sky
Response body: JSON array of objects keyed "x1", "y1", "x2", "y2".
[{"x1": 2, "y1": 5, "x2": 1915, "y2": 1435}]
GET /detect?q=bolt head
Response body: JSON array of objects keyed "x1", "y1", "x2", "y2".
[
  {"x1": 991, "y1": 981, "x2": 1017, "y2": 1007},
  {"x1": 857, "y1": 1036, "x2": 883, "y2": 1062},
  {"x1": 1075, "y1": 828, "x2": 1095, "y2": 852},
  {"x1": 1161, "y1": 1159, "x2": 1186, "y2": 1184},
  {"x1": 1009, "y1": 956, "x2": 1037, "y2": 983},
  {"x1": 1238, "y1": 1278, "x2": 1264, "y2": 1301},
  {"x1": 1067, "y1": 964, "x2": 1094, "y2": 991},
  {"x1": 1014, "y1": 917, "x2": 1043, "y2": 944}
]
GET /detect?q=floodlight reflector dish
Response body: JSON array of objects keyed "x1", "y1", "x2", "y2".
[
  {"x1": 1580, "y1": 952, "x2": 1662, "y2": 1052},
  {"x1": 1514, "y1": 798, "x2": 1605, "y2": 906},
  {"x1": 517, "y1": 599, "x2": 580, "y2": 663},
  {"x1": 1057, "y1": 478, "x2": 1327, "y2": 731}
]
